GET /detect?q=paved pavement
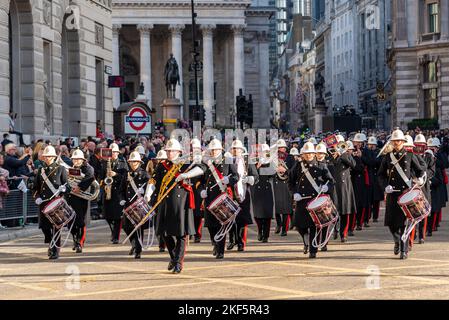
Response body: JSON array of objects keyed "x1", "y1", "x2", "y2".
[{"x1": 1, "y1": 206, "x2": 449, "y2": 300}]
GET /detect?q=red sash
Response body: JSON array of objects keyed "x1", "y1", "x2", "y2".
[
  {"x1": 443, "y1": 169, "x2": 448, "y2": 185},
  {"x1": 162, "y1": 162, "x2": 195, "y2": 209},
  {"x1": 364, "y1": 166, "x2": 370, "y2": 186},
  {"x1": 213, "y1": 165, "x2": 233, "y2": 198}
]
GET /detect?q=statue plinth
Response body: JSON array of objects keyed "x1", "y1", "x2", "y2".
[{"x1": 161, "y1": 98, "x2": 182, "y2": 134}]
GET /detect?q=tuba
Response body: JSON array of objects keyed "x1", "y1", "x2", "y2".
[
  {"x1": 68, "y1": 169, "x2": 101, "y2": 201},
  {"x1": 57, "y1": 156, "x2": 100, "y2": 201}
]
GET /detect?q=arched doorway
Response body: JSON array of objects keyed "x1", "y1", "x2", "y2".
[
  {"x1": 61, "y1": 11, "x2": 81, "y2": 137},
  {"x1": 9, "y1": 0, "x2": 34, "y2": 133}
]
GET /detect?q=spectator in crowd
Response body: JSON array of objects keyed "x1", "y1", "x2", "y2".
[
  {"x1": 3, "y1": 143, "x2": 32, "y2": 189},
  {"x1": 58, "y1": 145, "x2": 73, "y2": 167}
]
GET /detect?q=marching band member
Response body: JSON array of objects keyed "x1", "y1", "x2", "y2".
[
  {"x1": 366, "y1": 136, "x2": 383, "y2": 223},
  {"x1": 227, "y1": 140, "x2": 259, "y2": 252},
  {"x1": 434, "y1": 138, "x2": 449, "y2": 229},
  {"x1": 273, "y1": 139, "x2": 294, "y2": 236},
  {"x1": 191, "y1": 138, "x2": 204, "y2": 243},
  {"x1": 378, "y1": 129, "x2": 425, "y2": 260},
  {"x1": 290, "y1": 147, "x2": 301, "y2": 162},
  {"x1": 251, "y1": 144, "x2": 275, "y2": 243},
  {"x1": 152, "y1": 149, "x2": 168, "y2": 252},
  {"x1": 427, "y1": 138, "x2": 446, "y2": 236},
  {"x1": 315, "y1": 142, "x2": 338, "y2": 251},
  {"x1": 330, "y1": 135, "x2": 357, "y2": 242},
  {"x1": 409, "y1": 134, "x2": 434, "y2": 245},
  {"x1": 150, "y1": 139, "x2": 204, "y2": 273},
  {"x1": 352, "y1": 133, "x2": 370, "y2": 230},
  {"x1": 66, "y1": 149, "x2": 95, "y2": 253},
  {"x1": 288, "y1": 142, "x2": 334, "y2": 258},
  {"x1": 200, "y1": 138, "x2": 239, "y2": 259},
  {"x1": 33, "y1": 145, "x2": 68, "y2": 260},
  {"x1": 122, "y1": 151, "x2": 150, "y2": 259},
  {"x1": 101, "y1": 143, "x2": 128, "y2": 244}
]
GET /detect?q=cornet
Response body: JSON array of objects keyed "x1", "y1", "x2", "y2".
[{"x1": 377, "y1": 139, "x2": 393, "y2": 158}]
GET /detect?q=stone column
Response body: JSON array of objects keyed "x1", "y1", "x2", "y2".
[
  {"x1": 257, "y1": 31, "x2": 271, "y2": 128},
  {"x1": 232, "y1": 24, "x2": 246, "y2": 98},
  {"x1": 112, "y1": 24, "x2": 121, "y2": 109},
  {"x1": 169, "y1": 24, "x2": 185, "y2": 104},
  {"x1": 0, "y1": 2, "x2": 10, "y2": 132},
  {"x1": 137, "y1": 24, "x2": 153, "y2": 108},
  {"x1": 441, "y1": 0, "x2": 449, "y2": 40},
  {"x1": 200, "y1": 24, "x2": 216, "y2": 127}
]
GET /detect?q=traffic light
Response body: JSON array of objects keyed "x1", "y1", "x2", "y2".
[
  {"x1": 236, "y1": 89, "x2": 247, "y2": 123},
  {"x1": 246, "y1": 94, "x2": 253, "y2": 127}
]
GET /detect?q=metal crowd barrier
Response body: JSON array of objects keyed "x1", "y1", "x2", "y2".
[{"x1": 0, "y1": 190, "x2": 40, "y2": 226}]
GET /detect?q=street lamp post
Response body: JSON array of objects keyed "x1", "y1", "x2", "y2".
[{"x1": 191, "y1": 0, "x2": 200, "y2": 122}]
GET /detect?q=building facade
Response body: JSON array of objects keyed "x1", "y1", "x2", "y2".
[
  {"x1": 0, "y1": 0, "x2": 113, "y2": 141},
  {"x1": 112, "y1": 0, "x2": 274, "y2": 129},
  {"x1": 389, "y1": 0, "x2": 449, "y2": 129},
  {"x1": 330, "y1": 0, "x2": 358, "y2": 112},
  {"x1": 356, "y1": 0, "x2": 391, "y2": 130}
]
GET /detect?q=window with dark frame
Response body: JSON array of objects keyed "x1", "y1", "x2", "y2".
[{"x1": 428, "y1": 2, "x2": 440, "y2": 33}]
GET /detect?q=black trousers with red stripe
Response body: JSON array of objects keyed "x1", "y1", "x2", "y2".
[
  {"x1": 297, "y1": 227, "x2": 317, "y2": 253},
  {"x1": 194, "y1": 216, "x2": 204, "y2": 239},
  {"x1": 275, "y1": 214, "x2": 291, "y2": 233},
  {"x1": 340, "y1": 214, "x2": 351, "y2": 238},
  {"x1": 70, "y1": 225, "x2": 86, "y2": 247},
  {"x1": 370, "y1": 201, "x2": 380, "y2": 221},
  {"x1": 106, "y1": 218, "x2": 122, "y2": 241},
  {"x1": 163, "y1": 235, "x2": 187, "y2": 266},
  {"x1": 389, "y1": 226, "x2": 409, "y2": 253},
  {"x1": 208, "y1": 226, "x2": 226, "y2": 255},
  {"x1": 229, "y1": 223, "x2": 248, "y2": 248},
  {"x1": 255, "y1": 218, "x2": 271, "y2": 240}
]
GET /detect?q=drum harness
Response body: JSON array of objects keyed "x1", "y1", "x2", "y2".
[
  {"x1": 126, "y1": 173, "x2": 155, "y2": 249},
  {"x1": 389, "y1": 153, "x2": 428, "y2": 242},
  {"x1": 40, "y1": 167, "x2": 75, "y2": 250},
  {"x1": 300, "y1": 162, "x2": 337, "y2": 249}
]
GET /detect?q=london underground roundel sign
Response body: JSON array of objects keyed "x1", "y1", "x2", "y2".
[{"x1": 125, "y1": 104, "x2": 151, "y2": 135}]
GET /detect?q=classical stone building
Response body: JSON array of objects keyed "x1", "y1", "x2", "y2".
[
  {"x1": 112, "y1": 0, "x2": 274, "y2": 129},
  {"x1": 0, "y1": 0, "x2": 113, "y2": 141},
  {"x1": 389, "y1": 0, "x2": 449, "y2": 129}
]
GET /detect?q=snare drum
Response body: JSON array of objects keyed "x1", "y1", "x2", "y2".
[
  {"x1": 306, "y1": 195, "x2": 338, "y2": 228},
  {"x1": 123, "y1": 197, "x2": 152, "y2": 227},
  {"x1": 207, "y1": 193, "x2": 241, "y2": 225},
  {"x1": 398, "y1": 188, "x2": 431, "y2": 221},
  {"x1": 42, "y1": 197, "x2": 76, "y2": 229}
]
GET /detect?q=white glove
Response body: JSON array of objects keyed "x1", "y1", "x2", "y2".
[
  {"x1": 200, "y1": 190, "x2": 208, "y2": 199},
  {"x1": 175, "y1": 173, "x2": 188, "y2": 183},
  {"x1": 35, "y1": 197, "x2": 43, "y2": 205},
  {"x1": 138, "y1": 187, "x2": 144, "y2": 195},
  {"x1": 58, "y1": 185, "x2": 67, "y2": 193},
  {"x1": 293, "y1": 193, "x2": 301, "y2": 201},
  {"x1": 243, "y1": 176, "x2": 255, "y2": 186},
  {"x1": 221, "y1": 176, "x2": 230, "y2": 185},
  {"x1": 144, "y1": 194, "x2": 151, "y2": 203},
  {"x1": 417, "y1": 177, "x2": 425, "y2": 186},
  {"x1": 120, "y1": 200, "x2": 126, "y2": 206},
  {"x1": 385, "y1": 185, "x2": 394, "y2": 194},
  {"x1": 320, "y1": 185, "x2": 329, "y2": 193}
]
